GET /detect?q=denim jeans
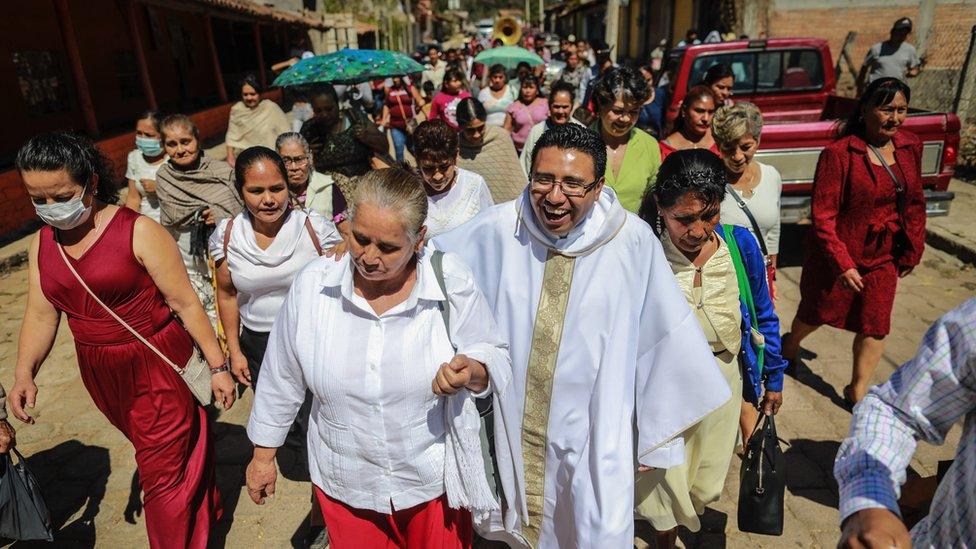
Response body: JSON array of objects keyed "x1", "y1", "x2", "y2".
[{"x1": 390, "y1": 127, "x2": 409, "y2": 164}]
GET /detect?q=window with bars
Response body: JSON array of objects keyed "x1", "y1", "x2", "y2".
[{"x1": 11, "y1": 50, "x2": 71, "y2": 116}]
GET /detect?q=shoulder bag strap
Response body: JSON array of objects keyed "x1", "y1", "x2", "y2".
[
  {"x1": 725, "y1": 183, "x2": 769, "y2": 258},
  {"x1": 221, "y1": 217, "x2": 234, "y2": 261},
  {"x1": 430, "y1": 250, "x2": 455, "y2": 351},
  {"x1": 55, "y1": 242, "x2": 185, "y2": 375},
  {"x1": 722, "y1": 224, "x2": 764, "y2": 375},
  {"x1": 303, "y1": 216, "x2": 324, "y2": 256},
  {"x1": 867, "y1": 144, "x2": 908, "y2": 223},
  {"x1": 722, "y1": 225, "x2": 759, "y2": 329}
]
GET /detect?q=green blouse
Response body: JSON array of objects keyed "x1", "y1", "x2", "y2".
[{"x1": 600, "y1": 127, "x2": 661, "y2": 213}]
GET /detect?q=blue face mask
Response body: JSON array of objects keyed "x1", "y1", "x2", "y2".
[{"x1": 135, "y1": 136, "x2": 163, "y2": 157}]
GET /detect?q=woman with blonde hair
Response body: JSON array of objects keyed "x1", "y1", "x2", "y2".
[{"x1": 714, "y1": 102, "x2": 782, "y2": 304}]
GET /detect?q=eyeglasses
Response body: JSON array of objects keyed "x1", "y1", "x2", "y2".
[
  {"x1": 530, "y1": 175, "x2": 598, "y2": 198},
  {"x1": 282, "y1": 155, "x2": 309, "y2": 167}
]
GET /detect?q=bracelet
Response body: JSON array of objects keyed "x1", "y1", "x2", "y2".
[
  {"x1": 210, "y1": 364, "x2": 230, "y2": 375},
  {"x1": 332, "y1": 211, "x2": 347, "y2": 224}
]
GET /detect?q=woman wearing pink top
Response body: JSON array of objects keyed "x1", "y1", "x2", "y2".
[
  {"x1": 503, "y1": 75, "x2": 549, "y2": 154},
  {"x1": 428, "y1": 68, "x2": 472, "y2": 130}
]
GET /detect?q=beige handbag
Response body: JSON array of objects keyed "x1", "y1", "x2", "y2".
[{"x1": 56, "y1": 243, "x2": 213, "y2": 406}]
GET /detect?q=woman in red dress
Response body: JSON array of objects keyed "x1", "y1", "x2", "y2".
[
  {"x1": 783, "y1": 78, "x2": 926, "y2": 405},
  {"x1": 8, "y1": 132, "x2": 237, "y2": 547}
]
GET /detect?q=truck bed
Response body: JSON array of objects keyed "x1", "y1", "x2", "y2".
[{"x1": 753, "y1": 95, "x2": 960, "y2": 222}]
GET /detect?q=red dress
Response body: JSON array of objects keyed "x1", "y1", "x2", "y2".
[
  {"x1": 38, "y1": 208, "x2": 219, "y2": 548},
  {"x1": 797, "y1": 132, "x2": 926, "y2": 336}
]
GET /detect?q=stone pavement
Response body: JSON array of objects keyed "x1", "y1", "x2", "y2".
[
  {"x1": 926, "y1": 179, "x2": 976, "y2": 266},
  {"x1": 0, "y1": 225, "x2": 972, "y2": 548}
]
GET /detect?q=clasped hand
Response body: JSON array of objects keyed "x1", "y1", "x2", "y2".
[{"x1": 432, "y1": 354, "x2": 488, "y2": 396}]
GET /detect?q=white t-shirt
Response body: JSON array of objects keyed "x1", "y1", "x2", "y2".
[
  {"x1": 478, "y1": 86, "x2": 517, "y2": 126},
  {"x1": 208, "y1": 210, "x2": 340, "y2": 332},
  {"x1": 720, "y1": 162, "x2": 783, "y2": 255},
  {"x1": 425, "y1": 168, "x2": 494, "y2": 238},
  {"x1": 125, "y1": 150, "x2": 167, "y2": 222}
]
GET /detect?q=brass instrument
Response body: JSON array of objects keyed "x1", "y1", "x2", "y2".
[{"x1": 492, "y1": 16, "x2": 522, "y2": 46}]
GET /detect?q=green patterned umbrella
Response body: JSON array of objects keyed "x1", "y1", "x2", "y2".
[
  {"x1": 272, "y1": 48, "x2": 426, "y2": 87},
  {"x1": 474, "y1": 46, "x2": 544, "y2": 70}
]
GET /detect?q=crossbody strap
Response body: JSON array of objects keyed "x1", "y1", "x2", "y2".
[
  {"x1": 725, "y1": 183, "x2": 769, "y2": 257},
  {"x1": 222, "y1": 217, "x2": 235, "y2": 260},
  {"x1": 303, "y1": 216, "x2": 324, "y2": 256},
  {"x1": 55, "y1": 242, "x2": 185, "y2": 374},
  {"x1": 721, "y1": 224, "x2": 764, "y2": 376},
  {"x1": 721, "y1": 225, "x2": 759, "y2": 330},
  {"x1": 430, "y1": 250, "x2": 455, "y2": 351},
  {"x1": 867, "y1": 144, "x2": 908, "y2": 223}
]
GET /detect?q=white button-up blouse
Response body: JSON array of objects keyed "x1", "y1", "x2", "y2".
[{"x1": 247, "y1": 250, "x2": 511, "y2": 514}]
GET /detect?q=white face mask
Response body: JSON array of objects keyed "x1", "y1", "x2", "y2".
[{"x1": 35, "y1": 185, "x2": 93, "y2": 230}]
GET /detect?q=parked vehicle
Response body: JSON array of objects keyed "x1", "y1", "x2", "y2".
[{"x1": 664, "y1": 38, "x2": 960, "y2": 222}]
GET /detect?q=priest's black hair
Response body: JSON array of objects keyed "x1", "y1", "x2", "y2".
[
  {"x1": 638, "y1": 148, "x2": 727, "y2": 236},
  {"x1": 530, "y1": 123, "x2": 607, "y2": 179}
]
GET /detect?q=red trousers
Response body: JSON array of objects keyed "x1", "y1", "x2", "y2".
[{"x1": 314, "y1": 488, "x2": 472, "y2": 549}]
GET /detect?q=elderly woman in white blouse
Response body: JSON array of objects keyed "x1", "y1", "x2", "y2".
[
  {"x1": 413, "y1": 119, "x2": 493, "y2": 238},
  {"x1": 714, "y1": 101, "x2": 783, "y2": 299},
  {"x1": 244, "y1": 167, "x2": 509, "y2": 548}
]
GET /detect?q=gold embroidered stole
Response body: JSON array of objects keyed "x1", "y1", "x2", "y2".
[{"x1": 520, "y1": 250, "x2": 576, "y2": 546}]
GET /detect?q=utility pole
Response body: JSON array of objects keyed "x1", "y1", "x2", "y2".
[
  {"x1": 539, "y1": 0, "x2": 544, "y2": 32},
  {"x1": 525, "y1": 0, "x2": 531, "y2": 29},
  {"x1": 605, "y1": 0, "x2": 619, "y2": 62}
]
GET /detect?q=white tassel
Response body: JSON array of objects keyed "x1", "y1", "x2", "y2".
[{"x1": 444, "y1": 390, "x2": 499, "y2": 521}]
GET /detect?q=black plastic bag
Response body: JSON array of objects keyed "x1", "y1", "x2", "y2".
[
  {"x1": 0, "y1": 449, "x2": 54, "y2": 541},
  {"x1": 737, "y1": 414, "x2": 785, "y2": 535}
]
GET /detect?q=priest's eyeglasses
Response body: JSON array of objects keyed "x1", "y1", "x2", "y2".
[{"x1": 530, "y1": 175, "x2": 598, "y2": 197}]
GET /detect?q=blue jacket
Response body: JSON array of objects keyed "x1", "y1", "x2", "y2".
[{"x1": 716, "y1": 225, "x2": 787, "y2": 404}]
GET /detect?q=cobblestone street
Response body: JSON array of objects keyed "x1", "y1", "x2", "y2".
[{"x1": 0, "y1": 224, "x2": 970, "y2": 548}]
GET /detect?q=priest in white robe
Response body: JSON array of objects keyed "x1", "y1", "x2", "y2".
[{"x1": 431, "y1": 123, "x2": 732, "y2": 548}]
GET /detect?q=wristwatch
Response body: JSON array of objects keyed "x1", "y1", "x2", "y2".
[{"x1": 209, "y1": 362, "x2": 230, "y2": 375}]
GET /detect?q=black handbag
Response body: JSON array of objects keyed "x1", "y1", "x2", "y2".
[
  {"x1": 737, "y1": 414, "x2": 786, "y2": 535},
  {"x1": 0, "y1": 449, "x2": 54, "y2": 541}
]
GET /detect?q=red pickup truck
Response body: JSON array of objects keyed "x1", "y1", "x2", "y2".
[{"x1": 665, "y1": 38, "x2": 960, "y2": 223}]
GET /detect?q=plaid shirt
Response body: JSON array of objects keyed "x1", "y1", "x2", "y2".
[{"x1": 834, "y1": 298, "x2": 976, "y2": 546}]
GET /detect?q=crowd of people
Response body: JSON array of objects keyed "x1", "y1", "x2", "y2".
[{"x1": 0, "y1": 15, "x2": 967, "y2": 549}]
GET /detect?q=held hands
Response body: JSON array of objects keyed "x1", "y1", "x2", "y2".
[
  {"x1": 139, "y1": 179, "x2": 157, "y2": 194},
  {"x1": 211, "y1": 371, "x2": 236, "y2": 410},
  {"x1": 432, "y1": 354, "x2": 489, "y2": 396},
  {"x1": 9, "y1": 378, "x2": 37, "y2": 425},
  {"x1": 839, "y1": 268, "x2": 864, "y2": 293},
  {"x1": 838, "y1": 508, "x2": 911, "y2": 549},
  {"x1": 245, "y1": 454, "x2": 278, "y2": 505}
]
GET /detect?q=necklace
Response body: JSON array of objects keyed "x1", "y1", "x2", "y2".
[{"x1": 732, "y1": 164, "x2": 759, "y2": 198}]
